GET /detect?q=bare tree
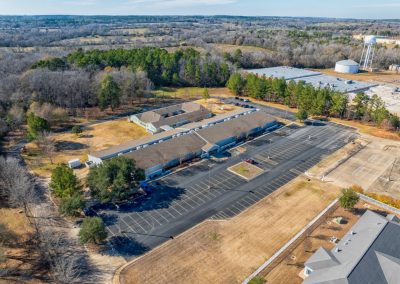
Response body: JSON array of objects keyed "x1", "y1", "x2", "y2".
[
  {"x1": 0, "y1": 157, "x2": 35, "y2": 216},
  {"x1": 36, "y1": 132, "x2": 57, "y2": 164}
]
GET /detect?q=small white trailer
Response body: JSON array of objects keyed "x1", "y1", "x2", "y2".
[{"x1": 68, "y1": 159, "x2": 81, "y2": 169}]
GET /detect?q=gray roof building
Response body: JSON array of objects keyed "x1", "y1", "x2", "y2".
[
  {"x1": 303, "y1": 210, "x2": 400, "y2": 284},
  {"x1": 130, "y1": 102, "x2": 212, "y2": 133},
  {"x1": 122, "y1": 111, "x2": 277, "y2": 178},
  {"x1": 88, "y1": 108, "x2": 253, "y2": 162},
  {"x1": 246, "y1": 66, "x2": 377, "y2": 94}
]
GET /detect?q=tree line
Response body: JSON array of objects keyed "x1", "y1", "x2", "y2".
[
  {"x1": 32, "y1": 47, "x2": 231, "y2": 88},
  {"x1": 227, "y1": 73, "x2": 399, "y2": 130}
]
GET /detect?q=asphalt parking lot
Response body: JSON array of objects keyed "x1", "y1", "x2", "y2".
[{"x1": 97, "y1": 109, "x2": 356, "y2": 259}]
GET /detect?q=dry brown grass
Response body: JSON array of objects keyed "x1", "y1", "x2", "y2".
[
  {"x1": 211, "y1": 44, "x2": 275, "y2": 55},
  {"x1": 228, "y1": 162, "x2": 264, "y2": 180},
  {"x1": 117, "y1": 177, "x2": 340, "y2": 284},
  {"x1": 22, "y1": 118, "x2": 148, "y2": 178},
  {"x1": 264, "y1": 201, "x2": 395, "y2": 283},
  {"x1": 0, "y1": 208, "x2": 38, "y2": 282},
  {"x1": 330, "y1": 118, "x2": 400, "y2": 141}
]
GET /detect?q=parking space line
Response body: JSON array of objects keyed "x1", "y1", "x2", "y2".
[{"x1": 152, "y1": 210, "x2": 170, "y2": 222}]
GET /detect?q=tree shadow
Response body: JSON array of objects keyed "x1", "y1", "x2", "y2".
[
  {"x1": 117, "y1": 185, "x2": 185, "y2": 213},
  {"x1": 98, "y1": 213, "x2": 119, "y2": 226},
  {"x1": 0, "y1": 223, "x2": 18, "y2": 247},
  {"x1": 106, "y1": 236, "x2": 149, "y2": 258},
  {"x1": 55, "y1": 141, "x2": 88, "y2": 151}
]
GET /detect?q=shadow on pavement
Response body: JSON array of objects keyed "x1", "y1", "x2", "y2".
[{"x1": 106, "y1": 236, "x2": 149, "y2": 257}]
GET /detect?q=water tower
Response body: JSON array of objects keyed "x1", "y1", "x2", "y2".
[{"x1": 359, "y1": 35, "x2": 377, "y2": 71}]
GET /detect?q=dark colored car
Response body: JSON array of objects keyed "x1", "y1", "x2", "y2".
[
  {"x1": 83, "y1": 207, "x2": 97, "y2": 217},
  {"x1": 244, "y1": 158, "x2": 257, "y2": 165},
  {"x1": 235, "y1": 96, "x2": 240, "y2": 100}
]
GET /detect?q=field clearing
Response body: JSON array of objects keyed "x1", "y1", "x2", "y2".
[
  {"x1": 264, "y1": 200, "x2": 391, "y2": 283},
  {"x1": 110, "y1": 28, "x2": 148, "y2": 34},
  {"x1": 211, "y1": 43, "x2": 275, "y2": 55},
  {"x1": 228, "y1": 161, "x2": 264, "y2": 180},
  {"x1": 117, "y1": 177, "x2": 341, "y2": 284},
  {"x1": 313, "y1": 69, "x2": 400, "y2": 85},
  {"x1": 22, "y1": 118, "x2": 148, "y2": 178},
  {"x1": 152, "y1": 87, "x2": 230, "y2": 99}
]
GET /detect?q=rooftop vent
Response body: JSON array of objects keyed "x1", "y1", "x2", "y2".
[{"x1": 335, "y1": 247, "x2": 342, "y2": 253}]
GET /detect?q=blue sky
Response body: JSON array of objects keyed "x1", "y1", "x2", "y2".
[{"x1": 0, "y1": 0, "x2": 399, "y2": 18}]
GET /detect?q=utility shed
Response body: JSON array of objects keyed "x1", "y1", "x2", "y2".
[{"x1": 303, "y1": 210, "x2": 400, "y2": 284}]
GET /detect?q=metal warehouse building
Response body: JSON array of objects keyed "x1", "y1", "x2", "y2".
[
  {"x1": 247, "y1": 66, "x2": 377, "y2": 94},
  {"x1": 129, "y1": 102, "x2": 212, "y2": 134}
]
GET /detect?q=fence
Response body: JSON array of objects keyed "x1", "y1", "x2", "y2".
[
  {"x1": 241, "y1": 199, "x2": 339, "y2": 284},
  {"x1": 358, "y1": 193, "x2": 400, "y2": 215}
]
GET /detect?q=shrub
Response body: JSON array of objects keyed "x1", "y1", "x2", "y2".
[
  {"x1": 71, "y1": 125, "x2": 83, "y2": 136},
  {"x1": 59, "y1": 192, "x2": 86, "y2": 217},
  {"x1": 339, "y1": 188, "x2": 359, "y2": 210},
  {"x1": 79, "y1": 217, "x2": 107, "y2": 244}
]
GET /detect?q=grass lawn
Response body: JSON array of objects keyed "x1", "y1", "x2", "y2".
[
  {"x1": 22, "y1": 118, "x2": 148, "y2": 178},
  {"x1": 228, "y1": 161, "x2": 264, "y2": 181}
]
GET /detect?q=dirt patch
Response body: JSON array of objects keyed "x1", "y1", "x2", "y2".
[
  {"x1": 195, "y1": 98, "x2": 240, "y2": 115},
  {"x1": 117, "y1": 177, "x2": 341, "y2": 284}
]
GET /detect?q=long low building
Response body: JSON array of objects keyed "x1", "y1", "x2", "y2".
[
  {"x1": 89, "y1": 110, "x2": 278, "y2": 179},
  {"x1": 129, "y1": 102, "x2": 212, "y2": 134},
  {"x1": 88, "y1": 108, "x2": 255, "y2": 164},
  {"x1": 126, "y1": 111, "x2": 277, "y2": 178}
]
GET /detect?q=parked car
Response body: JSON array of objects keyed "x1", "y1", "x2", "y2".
[
  {"x1": 235, "y1": 96, "x2": 240, "y2": 100},
  {"x1": 244, "y1": 158, "x2": 257, "y2": 165},
  {"x1": 243, "y1": 99, "x2": 250, "y2": 102},
  {"x1": 83, "y1": 207, "x2": 97, "y2": 217}
]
